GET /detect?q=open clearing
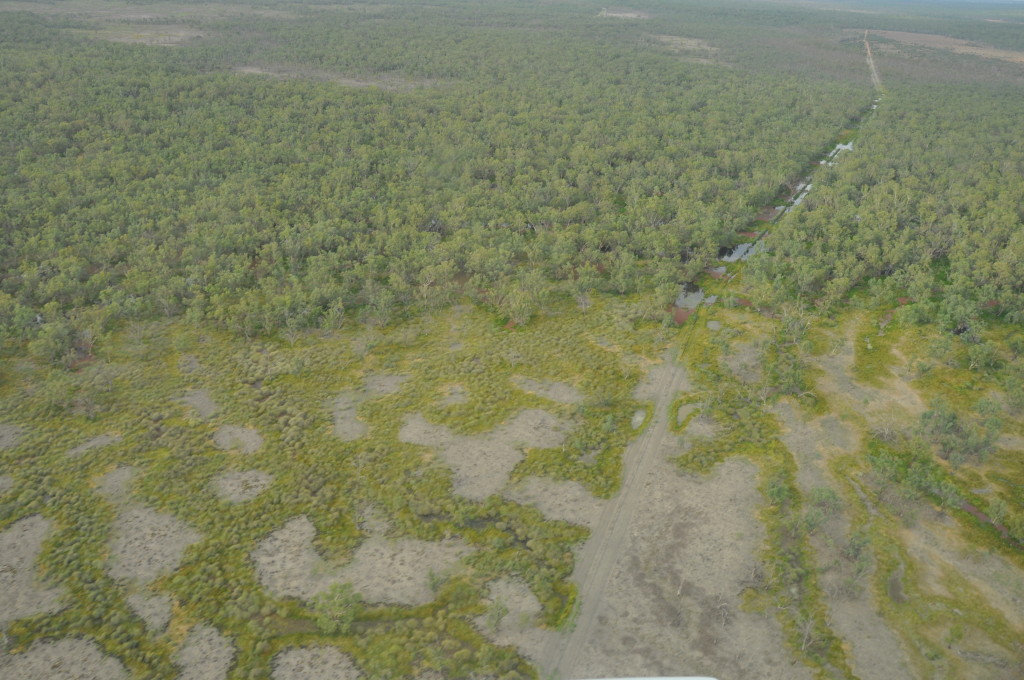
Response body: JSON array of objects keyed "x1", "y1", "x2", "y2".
[
  {"x1": 772, "y1": 400, "x2": 913, "y2": 680},
  {"x1": 0, "y1": 423, "x2": 23, "y2": 449},
  {"x1": 213, "y1": 425, "x2": 263, "y2": 454},
  {"x1": 399, "y1": 409, "x2": 569, "y2": 500},
  {"x1": 272, "y1": 646, "x2": 361, "y2": 680},
  {"x1": 211, "y1": 469, "x2": 273, "y2": 503},
  {"x1": 599, "y1": 9, "x2": 649, "y2": 19},
  {"x1": 73, "y1": 25, "x2": 204, "y2": 46},
  {"x1": 252, "y1": 515, "x2": 469, "y2": 605},
  {"x1": 473, "y1": 578, "x2": 550, "y2": 663},
  {"x1": 503, "y1": 476, "x2": 603, "y2": 528},
  {"x1": 0, "y1": 515, "x2": 66, "y2": 626},
  {"x1": 511, "y1": 375, "x2": 583, "y2": 404},
  {"x1": 174, "y1": 624, "x2": 236, "y2": 680},
  {"x1": 537, "y1": 351, "x2": 800, "y2": 679},
  {"x1": 178, "y1": 389, "x2": 218, "y2": 419},
  {"x1": 127, "y1": 591, "x2": 173, "y2": 633},
  {"x1": 107, "y1": 505, "x2": 202, "y2": 586},
  {"x1": 67, "y1": 433, "x2": 121, "y2": 458},
  {"x1": 233, "y1": 66, "x2": 438, "y2": 91},
  {"x1": 866, "y1": 29, "x2": 1024, "y2": 64},
  {"x1": 0, "y1": 637, "x2": 128, "y2": 680}
]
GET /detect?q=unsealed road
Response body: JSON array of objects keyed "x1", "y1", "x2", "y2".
[{"x1": 538, "y1": 349, "x2": 690, "y2": 679}]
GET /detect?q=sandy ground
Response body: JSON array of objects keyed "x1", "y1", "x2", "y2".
[
  {"x1": 211, "y1": 470, "x2": 273, "y2": 503},
  {"x1": 503, "y1": 476, "x2": 603, "y2": 529},
  {"x1": 365, "y1": 374, "x2": 408, "y2": 396},
  {"x1": 399, "y1": 409, "x2": 569, "y2": 500},
  {"x1": 0, "y1": 515, "x2": 66, "y2": 626},
  {"x1": 772, "y1": 400, "x2": 912, "y2": 680},
  {"x1": 869, "y1": 29, "x2": 1024, "y2": 64},
  {"x1": 511, "y1": 376, "x2": 583, "y2": 404},
  {"x1": 174, "y1": 624, "x2": 236, "y2": 680},
  {"x1": 252, "y1": 515, "x2": 469, "y2": 605},
  {"x1": 0, "y1": 423, "x2": 23, "y2": 449},
  {"x1": 107, "y1": 505, "x2": 202, "y2": 586},
  {"x1": 599, "y1": 9, "x2": 649, "y2": 19},
  {"x1": 93, "y1": 466, "x2": 137, "y2": 503},
  {"x1": 67, "y1": 433, "x2": 121, "y2": 458},
  {"x1": 812, "y1": 323, "x2": 925, "y2": 430},
  {"x1": 903, "y1": 514, "x2": 1024, "y2": 631},
  {"x1": 127, "y1": 591, "x2": 173, "y2": 633},
  {"x1": 331, "y1": 373, "x2": 410, "y2": 442},
  {"x1": 0, "y1": 637, "x2": 128, "y2": 679},
  {"x1": 473, "y1": 578, "x2": 550, "y2": 663},
  {"x1": 440, "y1": 384, "x2": 469, "y2": 405},
  {"x1": 272, "y1": 646, "x2": 361, "y2": 680},
  {"x1": 178, "y1": 389, "x2": 218, "y2": 419},
  {"x1": 565, "y1": 454, "x2": 801, "y2": 680},
  {"x1": 0, "y1": 474, "x2": 12, "y2": 494},
  {"x1": 332, "y1": 391, "x2": 368, "y2": 441},
  {"x1": 81, "y1": 25, "x2": 204, "y2": 46},
  {"x1": 721, "y1": 339, "x2": 762, "y2": 385},
  {"x1": 213, "y1": 425, "x2": 263, "y2": 454},
  {"x1": 538, "y1": 350, "x2": 803, "y2": 680},
  {"x1": 234, "y1": 66, "x2": 434, "y2": 91}
]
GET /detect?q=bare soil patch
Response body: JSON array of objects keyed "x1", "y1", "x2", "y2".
[
  {"x1": 0, "y1": 515, "x2": 66, "y2": 626},
  {"x1": 127, "y1": 591, "x2": 173, "y2": 633},
  {"x1": 474, "y1": 578, "x2": 552, "y2": 663},
  {"x1": 771, "y1": 400, "x2": 858, "y2": 491},
  {"x1": 332, "y1": 391, "x2": 367, "y2": 442},
  {"x1": 511, "y1": 375, "x2": 583, "y2": 404},
  {"x1": 178, "y1": 389, "x2": 218, "y2": 419},
  {"x1": 178, "y1": 354, "x2": 202, "y2": 374},
  {"x1": 812, "y1": 323, "x2": 925, "y2": 429},
  {"x1": 78, "y1": 25, "x2": 204, "y2": 46},
  {"x1": 632, "y1": 350, "x2": 694, "y2": 402},
  {"x1": 599, "y1": 8, "x2": 649, "y2": 19},
  {"x1": 542, "y1": 350, "x2": 777, "y2": 678},
  {"x1": 338, "y1": 535, "x2": 469, "y2": 605},
  {"x1": 903, "y1": 515, "x2": 1024, "y2": 630},
  {"x1": 650, "y1": 34, "x2": 719, "y2": 62},
  {"x1": 869, "y1": 29, "x2": 1024, "y2": 64},
  {"x1": 651, "y1": 34, "x2": 715, "y2": 52},
  {"x1": 0, "y1": 422, "x2": 23, "y2": 449},
  {"x1": 252, "y1": 516, "x2": 333, "y2": 600},
  {"x1": 722, "y1": 339, "x2": 762, "y2": 385},
  {"x1": 399, "y1": 409, "x2": 569, "y2": 500},
  {"x1": 107, "y1": 505, "x2": 202, "y2": 586},
  {"x1": 0, "y1": 474, "x2": 12, "y2": 494},
  {"x1": 211, "y1": 470, "x2": 272, "y2": 503},
  {"x1": 233, "y1": 66, "x2": 436, "y2": 91},
  {"x1": 772, "y1": 401, "x2": 912, "y2": 680},
  {"x1": 67, "y1": 433, "x2": 121, "y2": 458},
  {"x1": 252, "y1": 515, "x2": 469, "y2": 605},
  {"x1": 0, "y1": 637, "x2": 128, "y2": 680},
  {"x1": 174, "y1": 624, "x2": 236, "y2": 680},
  {"x1": 631, "y1": 408, "x2": 646, "y2": 429},
  {"x1": 440, "y1": 384, "x2": 469, "y2": 405},
  {"x1": 569, "y1": 458, "x2": 807, "y2": 680},
  {"x1": 503, "y1": 476, "x2": 603, "y2": 528},
  {"x1": 364, "y1": 373, "x2": 408, "y2": 396},
  {"x1": 93, "y1": 466, "x2": 137, "y2": 503},
  {"x1": 272, "y1": 646, "x2": 361, "y2": 680},
  {"x1": 213, "y1": 425, "x2": 263, "y2": 454}
]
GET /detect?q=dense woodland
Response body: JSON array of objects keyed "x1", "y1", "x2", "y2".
[{"x1": 2, "y1": 1, "x2": 1024, "y2": 679}]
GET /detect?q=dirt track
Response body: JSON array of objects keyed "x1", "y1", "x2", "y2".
[
  {"x1": 864, "y1": 31, "x2": 883, "y2": 91},
  {"x1": 538, "y1": 349, "x2": 690, "y2": 678}
]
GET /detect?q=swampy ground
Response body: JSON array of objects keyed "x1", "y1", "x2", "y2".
[{"x1": 2, "y1": 294, "x2": 1023, "y2": 680}]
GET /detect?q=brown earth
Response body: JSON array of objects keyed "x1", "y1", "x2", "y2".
[{"x1": 867, "y1": 29, "x2": 1024, "y2": 64}]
